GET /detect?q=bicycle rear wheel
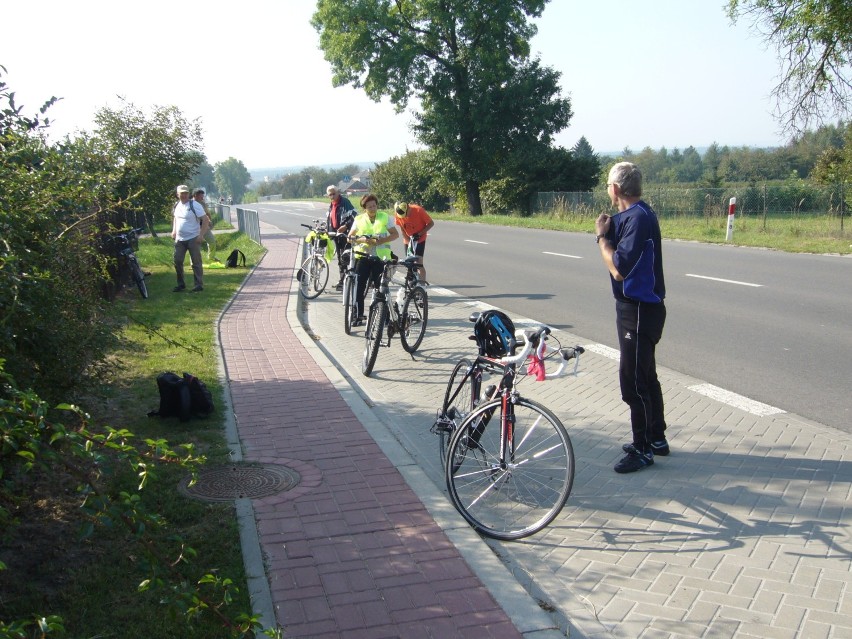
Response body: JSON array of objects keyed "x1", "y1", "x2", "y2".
[
  {"x1": 445, "y1": 397, "x2": 574, "y2": 540},
  {"x1": 342, "y1": 275, "x2": 357, "y2": 335},
  {"x1": 438, "y1": 359, "x2": 478, "y2": 469},
  {"x1": 298, "y1": 255, "x2": 328, "y2": 299},
  {"x1": 399, "y1": 286, "x2": 428, "y2": 353},
  {"x1": 361, "y1": 301, "x2": 386, "y2": 376},
  {"x1": 130, "y1": 256, "x2": 148, "y2": 299}
]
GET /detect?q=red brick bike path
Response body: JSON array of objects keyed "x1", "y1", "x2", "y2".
[{"x1": 218, "y1": 230, "x2": 523, "y2": 638}]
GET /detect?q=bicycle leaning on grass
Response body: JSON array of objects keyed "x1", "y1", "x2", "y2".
[
  {"x1": 109, "y1": 227, "x2": 148, "y2": 299},
  {"x1": 431, "y1": 311, "x2": 583, "y2": 540},
  {"x1": 359, "y1": 248, "x2": 429, "y2": 376},
  {"x1": 297, "y1": 220, "x2": 337, "y2": 299}
]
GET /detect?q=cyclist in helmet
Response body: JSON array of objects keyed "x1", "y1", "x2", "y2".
[{"x1": 393, "y1": 201, "x2": 434, "y2": 284}]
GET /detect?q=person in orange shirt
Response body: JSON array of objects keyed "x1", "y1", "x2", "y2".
[{"x1": 393, "y1": 202, "x2": 434, "y2": 284}]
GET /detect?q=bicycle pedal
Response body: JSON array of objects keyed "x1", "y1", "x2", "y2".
[{"x1": 431, "y1": 419, "x2": 455, "y2": 434}]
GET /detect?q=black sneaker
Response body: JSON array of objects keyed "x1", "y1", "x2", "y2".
[
  {"x1": 614, "y1": 445, "x2": 654, "y2": 474},
  {"x1": 623, "y1": 439, "x2": 670, "y2": 456},
  {"x1": 190, "y1": 285, "x2": 203, "y2": 292},
  {"x1": 173, "y1": 284, "x2": 186, "y2": 292}
]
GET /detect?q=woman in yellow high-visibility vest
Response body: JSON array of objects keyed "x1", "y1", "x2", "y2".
[{"x1": 347, "y1": 193, "x2": 399, "y2": 326}]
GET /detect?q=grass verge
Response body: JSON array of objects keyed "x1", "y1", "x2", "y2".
[{"x1": 0, "y1": 230, "x2": 268, "y2": 638}]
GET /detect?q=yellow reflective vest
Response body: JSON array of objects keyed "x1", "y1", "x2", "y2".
[{"x1": 352, "y1": 211, "x2": 392, "y2": 260}]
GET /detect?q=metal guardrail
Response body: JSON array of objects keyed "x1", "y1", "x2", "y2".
[{"x1": 236, "y1": 207, "x2": 262, "y2": 245}]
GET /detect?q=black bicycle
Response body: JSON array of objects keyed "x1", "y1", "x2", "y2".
[
  {"x1": 360, "y1": 253, "x2": 429, "y2": 376},
  {"x1": 341, "y1": 241, "x2": 359, "y2": 335},
  {"x1": 110, "y1": 227, "x2": 148, "y2": 299},
  {"x1": 432, "y1": 314, "x2": 583, "y2": 540}
]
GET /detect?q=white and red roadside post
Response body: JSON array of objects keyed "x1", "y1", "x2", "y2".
[{"x1": 726, "y1": 197, "x2": 736, "y2": 241}]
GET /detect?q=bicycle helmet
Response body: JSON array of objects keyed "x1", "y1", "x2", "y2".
[
  {"x1": 473, "y1": 310, "x2": 516, "y2": 357},
  {"x1": 394, "y1": 202, "x2": 408, "y2": 216}
]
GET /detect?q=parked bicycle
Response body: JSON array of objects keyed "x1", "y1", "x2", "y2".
[
  {"x1": 109, "y1": 227, "x2": 148, "y2": 299},
  {"x1": 431, "y1": 311, "x2": 583, "y2": 540},
  {"x1": 297, "y1": 220, "x2": 336, "y2": 299},
  {"x1": 341, "y1": 240, "x2": 359, "y2": 335},
  {"x1": 359, "y1": 251, "x2": 429, "y2": 376}
]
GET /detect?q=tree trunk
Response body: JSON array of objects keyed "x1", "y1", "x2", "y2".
[{"x1": 465, "y1": 179, "x2": 483, "y2": 216}]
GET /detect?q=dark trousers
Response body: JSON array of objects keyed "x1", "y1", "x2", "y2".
[
  {"x1": 616, "y1": 300, "x2": 667, "y2": 452},
  {"x1": 332, "y1": 233, "x2": 349, "y2": 282},
  {"x1": 174, "y1": 238, "x2": 204, "y2": 288},
  {"x1": 354, "y1": 258, "x2": 383, "y2": 318}
]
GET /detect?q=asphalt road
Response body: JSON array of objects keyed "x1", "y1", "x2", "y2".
[{"x1": 255, "y1": 201, "x2": 851, "y2": 434}]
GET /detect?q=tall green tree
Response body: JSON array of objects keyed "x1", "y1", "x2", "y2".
[
  {"x1": 0, "y1": 71, "x2": 118, "y2": 396},
  {"x1": 312, "y1": 0, "x2": 572, "y2": 216},
  {"x1": 214, "y1": 157, "x2": 251, "y2": 203},
  {"x1": 88, "y1": 99, "x2": 203, "y2": 231},
  {"x1": 727, "y1": 0, "x2": 852, "y2": 135},
  {"x1": 190, "y1": 155, "x2": 216, "y2": 194}
]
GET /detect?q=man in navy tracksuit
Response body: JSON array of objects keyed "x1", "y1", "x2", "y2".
[{"x1": 595, "y1": 162, "x2": 668, "y2": 473}]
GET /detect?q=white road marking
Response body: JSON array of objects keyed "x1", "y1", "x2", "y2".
[
  {"x1": 688, "y1": 383, "x2": 785, "y2": 416},
  {"x1": 543, "y1": 251, "x2": 582, "y2": 259},
  {"x1": 581, "y1": 344, "x2": 785, "y2": 416},
  {"x1": 686, "y1": 274, "x2": 762, "y2": 287},
  {"x1": 582, "y1": 343, "x2": 620, "y2": 360},
  {"x1": 464, "y1": 239, "x2": 488, "y2": 244}
]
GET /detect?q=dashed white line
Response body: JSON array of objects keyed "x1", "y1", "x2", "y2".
[
  {"x1": 686, "y1": 274, "x2": 762, "y2": 287},
  {"x1": 543, "y1": 251, "x2": 582, "y2": 259},
  {"x1": 464, "y1": 239, "x2": 488, "y2": 245},
  {"x1": 688, "y1": 383, "x2": 785, "y2": 416}
]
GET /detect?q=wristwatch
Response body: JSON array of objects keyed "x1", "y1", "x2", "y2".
[{"x1": 595, "y1": 234, "x2": 606, "y2": 244}]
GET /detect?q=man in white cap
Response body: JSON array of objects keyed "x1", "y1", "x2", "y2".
[{"x1": 171, "y1": 184, "x2": 209, "y2": 292}]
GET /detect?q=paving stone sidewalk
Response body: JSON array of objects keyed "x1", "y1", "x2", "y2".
[
  {"x1": 218, "y1": 228, "x2": 564, "y2": 638},
  {"x1": 299, "y1": 226, "x2": 852, "y2": 638}
]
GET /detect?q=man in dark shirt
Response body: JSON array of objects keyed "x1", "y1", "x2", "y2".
[
  {"x1": 326, "y1": 185, "x2": 356, "y2": 290},
  {"x1": 595, "y1": 162, "x2": 668, "y2": 473}
]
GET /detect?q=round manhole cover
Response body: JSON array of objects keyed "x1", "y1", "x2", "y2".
[{"x1": 179, "y1": 464, "x2": 301, "y2": 502}]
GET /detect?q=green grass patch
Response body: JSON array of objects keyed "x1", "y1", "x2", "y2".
[{"x1": 0, "y1": 230, "x2": 268, "y2": 638}]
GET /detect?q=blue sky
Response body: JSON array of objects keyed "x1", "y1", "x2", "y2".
[{"x1": 2, "y1": 0, "x2": 784, "y2": 170}]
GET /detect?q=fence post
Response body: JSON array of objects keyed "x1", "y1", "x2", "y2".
[{"x1": 726, "y1": 197, "x2": 736, "y2": 241}]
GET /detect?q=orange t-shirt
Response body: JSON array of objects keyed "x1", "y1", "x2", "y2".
[{"x1": 394, "y1": 204, "x2": 432, "y2": 241}]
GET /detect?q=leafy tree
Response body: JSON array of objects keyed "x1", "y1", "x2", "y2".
[
  {"x1": 727, "y1": 0, "x2": 852, "y2": 135},
  {"x1": 701, "y1": 142, "x2": 724, "y2": 188},
  {"x1": 312, "y1": 0, "x2": 572, "y2": 216},
  {"x1": 811, "y1": 123, "x2": 852, "y2": 183},
  {"x1": 0, "y1": 70, "x2": 118, "y2": 396},
  {"x1": 190, "y1": 155, "x2": 216, "y2": 195},
  {"x1": 88, "y1": 99, "x2": 203, "y2": 231},
  {"x1": 214, "y1": 157, "x2": 251, "y2": 203},
  {"x1": 372, "y1": 149, "x2": 450, "y2": 211},
  {"x1": 571, "y1": 137, "x2": 603, "y2": 190}
]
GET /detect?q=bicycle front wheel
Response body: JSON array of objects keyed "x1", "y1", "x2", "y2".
[
  {"x1": 130, "y1": 256, "x2": 148, "y2": 299},
  {"x1": 298, "y1": 255, "x2": 328, "y2": 299},
  {"x1": 342, "y1": 276, "x2": 356, "y2": 335},
  {"x1": 361, "y1": 302, "x2": 386, "y2": 376},
  {"x1": 399, "y1": 286, "x2": 428, "y2": 353},
  {"x1": 438, "y1": 359, "x2": 478, "y2": 469},
  {"x1": 446, "y1": 397, "x2": 574, "y2": 540}
]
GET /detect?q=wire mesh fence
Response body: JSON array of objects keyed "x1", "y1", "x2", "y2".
[{"x1": 534, "y1": 183, "x2": 848, "y2": 231}]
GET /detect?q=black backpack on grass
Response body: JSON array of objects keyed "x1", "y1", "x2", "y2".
[
  {"x1": 147, "y1": 372, "x2": 214, "y2": 421},
  {"x1": 226, "y1": 249, "x2": 246, "y2": 268},
  {"x1": 148, "y1": 372, "x2": 191, "y2": 421}
]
